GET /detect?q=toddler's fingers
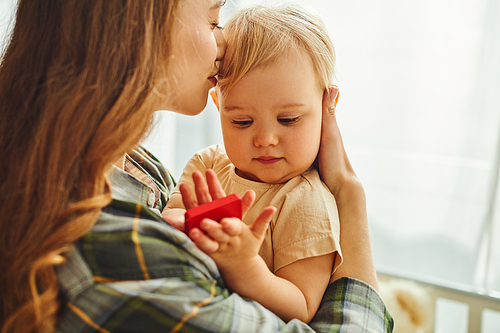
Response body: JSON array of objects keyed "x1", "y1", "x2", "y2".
[
  {"x1": 192, "y1": 171, "x2": 212, "y2": 205},
  {"x1": 179, "y1": 183, "x2": 198, "y2": 210},
  {"x1": 206, "y1": 169, "x2": 226, "y2": 200},
  {"x1": 219, "y1": 217, "x2": 243, "y2": 236},
  {"x1": 189, "y1": 228, "x2": 219, "y2": 253},
  {"x1": 161, "y1": 212, "x2": 185, "y2": 231},
  {"x1": 200, "y1": 219, "x2": 231, "y2": 244},
  {"x1": 241, "y1": 190, "x2": 256, "y2": 218},
  {"x1": 250, "y1": 206, "x2": 276, "y2": 238}
]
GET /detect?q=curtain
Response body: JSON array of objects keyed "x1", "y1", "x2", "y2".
[{"x1": 0, "y1": 0, "x2": 15, "y2": 50}]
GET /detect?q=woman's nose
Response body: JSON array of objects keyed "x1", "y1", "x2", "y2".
[{"x1": 214, "y1": 27, "x2": 226, "y2": 61}]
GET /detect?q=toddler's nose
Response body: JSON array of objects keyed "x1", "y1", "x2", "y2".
[{"x1": 254, "y1": 129, "x2": 278, "y2": 147}]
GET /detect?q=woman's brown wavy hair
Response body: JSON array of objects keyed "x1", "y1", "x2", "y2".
[{"x1": 0, "y1": 0, "x2": 180, "y2": 331}]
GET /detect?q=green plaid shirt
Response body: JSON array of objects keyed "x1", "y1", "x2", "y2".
[{"x1": 55, "y1": 147, "x2": 394, "y2": 332}]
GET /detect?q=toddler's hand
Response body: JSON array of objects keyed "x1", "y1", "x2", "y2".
[
  {"x1": 161, "y1": 208, "x2": 186, "y2": 231},
  {"x1": 180, "y1": 170, "x2": 256, "y2": 217},
  {"x1": 190, "y1": 206, "x2": 276, "y2": 278}
]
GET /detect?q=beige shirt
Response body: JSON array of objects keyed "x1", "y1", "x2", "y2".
[{"x1": 170, "y1": 145, "x2": 342, "y2": 274}]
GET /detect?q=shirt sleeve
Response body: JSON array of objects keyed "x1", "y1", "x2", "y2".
[
  {"x1": 57, "y1": 276, "x2": 314, "y2": 332},
  {"x1": 270, "y1": 174, "x2": 342, "y2": 273},
  {"x1": 170, "y1": 145, "x2": 222, "y2": 197},
  {"x1": 311, "y1": 277, "x2": 395, "y2": 333}
]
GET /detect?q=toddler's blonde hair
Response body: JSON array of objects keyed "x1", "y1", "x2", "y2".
[{"x1": 218, "y1": 3, "x2": 335, "y2": 95}]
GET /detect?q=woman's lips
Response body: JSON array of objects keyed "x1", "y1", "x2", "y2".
[
  {"x1": 255, "y1": 156, "x2": 282, "y2": 164},
  {"x1": 208, "y1": 76, "x2": 217, "y2": 86}
]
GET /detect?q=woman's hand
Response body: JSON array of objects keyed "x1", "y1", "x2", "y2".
[
  {"x1": 317, "y1": 85, "x2": 361, "y2": 195},
  {"x1": 318, "y1": 85, "x2": 379, "y2": 290}
]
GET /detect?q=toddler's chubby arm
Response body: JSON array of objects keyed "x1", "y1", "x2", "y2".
[
  {"x1": 192, "y1": 214, "x2": 333, "y2": 323},
  {"x1": 183, "y1": 171, "x2": 333, "y2": 323}
]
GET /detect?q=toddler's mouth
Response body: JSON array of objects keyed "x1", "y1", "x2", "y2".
[{"x1": 255, "y1": 156, "x2": 282, "y2": 165}]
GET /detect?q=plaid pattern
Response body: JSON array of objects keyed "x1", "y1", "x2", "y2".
[
  {"x1": 311, "y1": 279, "x2": 394, "y2": 333},
  {"x1": 55, "y1": 147, "x2": 393, "y2": 332},
  {"x1": 124, "y1": 146, "x2": 176, "y2": 211}
]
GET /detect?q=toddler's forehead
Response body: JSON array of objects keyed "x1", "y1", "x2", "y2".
[{"x1": 222, "y1": 46, "x2": 323, "y2": 94}]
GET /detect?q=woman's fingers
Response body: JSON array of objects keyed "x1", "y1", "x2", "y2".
[
  {"x1": 324, "y1": 84, "x2": 339, "y2": 116},
  {"x1": 318, "y1": 85, "x2": 356, "y2": 194},
  {"x1": 320, "y1": 85, "x2": 341, "y2": 141}
]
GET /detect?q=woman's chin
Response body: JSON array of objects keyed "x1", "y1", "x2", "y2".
[
  {"x1": 165, "y1": 101, "x2": 207, "y2": 116},
  {"x1": 155, "y1": 88, "x2": 210, "y2": 116}
]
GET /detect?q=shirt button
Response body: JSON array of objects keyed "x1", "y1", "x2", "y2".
[{"x1": 147, "y1": 192, "x2": 155, "y2": 207}]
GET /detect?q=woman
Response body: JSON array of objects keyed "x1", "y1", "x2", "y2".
[{"x1": 0, "y1": 0, "x2": 392, "y2": 332}]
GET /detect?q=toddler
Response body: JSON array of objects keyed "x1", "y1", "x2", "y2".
[{"x1": 164, "y1": 4, "x2": 341, "y2": 323}]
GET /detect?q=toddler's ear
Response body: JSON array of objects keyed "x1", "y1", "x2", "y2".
[{"x1": 210, "y1": 89, "x2": 220, "y2": 111}]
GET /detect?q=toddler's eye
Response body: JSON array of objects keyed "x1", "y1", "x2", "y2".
[
  {"x1": 231, "y1": 119, "x2": 253, "y2": 128},
  {"x1": 278, "y1": 116, "x2": 300, "y2": 125}
]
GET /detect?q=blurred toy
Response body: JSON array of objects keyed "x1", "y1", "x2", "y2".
[{"x1": 378, "y1": 279, "x2": 433, "y2": 333}]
